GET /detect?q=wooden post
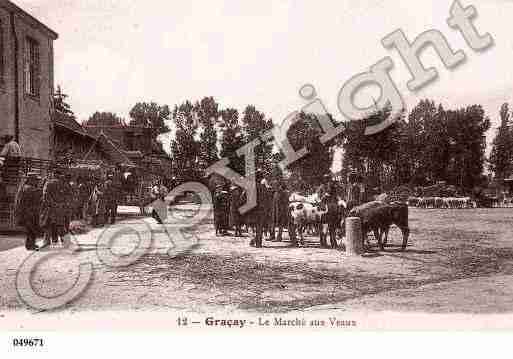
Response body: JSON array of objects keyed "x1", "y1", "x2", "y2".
[{"x1": 345, "y1": 217, "x2": 363, "y2": 256}]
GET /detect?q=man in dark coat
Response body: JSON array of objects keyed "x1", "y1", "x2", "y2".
[
  {"x1": 104, "y1": 174, "x2": 117, "y2": 225},
  {"x1": 270, "y1": 182, "x2": 289, "y2": 242},
  {"x1": 213, "y1": 183, "x2": 230, "y2": 236},
  {"x1": 249, "y1": 170, "x2": 268, "y2": 248},
  {"x1": 40, "y1": 170, "x2": 67, "y2": 246},
  {"x1": 229, "y1": 185, "x2": 243, "y2": 237},
  {"x1": 16, "y1": 173, "x2": 42, "y2": 251},
  {"x1": 62, "y1": 173, "x2": 74, "y2": 234},
  {"x1": 320, "y1": 182, "x2": 342, "y2": 249}
]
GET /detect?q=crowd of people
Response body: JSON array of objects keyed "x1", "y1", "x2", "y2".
[
  {"x1": 0, "y1": 133, "x2": 177, "y2": 252},
  {"x1": 14, "y1": 167, "x2": 125, "y2": 251}
]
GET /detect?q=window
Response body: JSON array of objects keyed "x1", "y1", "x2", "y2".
[
  {"x1": 24, "y1": 37, "x2": 40, "y2": 97},
  {"x1": 0, "y1": 21, "x2": 4, "y2": 87}
]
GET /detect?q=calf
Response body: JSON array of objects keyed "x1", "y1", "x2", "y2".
[
  {"x1": 349, "y1": 201, "x2": 410, "y2": 251},
  {"x1": 289, "y1": 201, "x2": 325, "y2": 246}
]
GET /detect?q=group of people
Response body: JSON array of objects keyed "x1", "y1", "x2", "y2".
[
  {"x1": 212, "y1": 171, "x2": 361, "y2": 249},
  {"x1": 212, "y1": 171, "x2": 279, "y2": 248},
  {"x1": 15, "y1": 167, "x2": 124, "y2": 251}
]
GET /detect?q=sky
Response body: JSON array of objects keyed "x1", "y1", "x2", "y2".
[{"x1": 15, "y1": 0, "x2": 513, "y2": 169}]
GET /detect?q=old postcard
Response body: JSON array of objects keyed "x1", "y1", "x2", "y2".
[{"x1": 0, "y1": 0, "x2": 512, "y2": 355}]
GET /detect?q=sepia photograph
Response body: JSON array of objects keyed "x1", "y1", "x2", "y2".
[{"x1": 0, "y1": 0, "x2": 512, "y2": 355}]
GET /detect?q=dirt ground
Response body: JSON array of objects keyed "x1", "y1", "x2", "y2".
[{"x1": 1, "y1": 206, "x2": 513, "y2": 315}]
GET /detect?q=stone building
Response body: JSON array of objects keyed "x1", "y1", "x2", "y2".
[{"x1": 0, "y1": 0, "x2": 57, "y2": 159}]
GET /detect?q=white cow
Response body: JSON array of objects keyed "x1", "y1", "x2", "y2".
[
  {"x1": 289, "y1": 196, "x2": 347, "y2": 248},
  {"x1": 289, "y1": 202, "x2": 325, "y2": 244}
]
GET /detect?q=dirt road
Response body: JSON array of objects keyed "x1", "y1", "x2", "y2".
[{"x1": 1, "y1": 206, "x2": 513, "y2": 316}]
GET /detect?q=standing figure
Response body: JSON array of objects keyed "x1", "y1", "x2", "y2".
[
  {"x1": 249, "y1": 170, "x2": 268, "y2": 248},
  {"x1": 104, "y1": 174, "x2": 117, "y2": 225},
  {"x1": 89, "y1": 181, "x2": 105, "y2": 227},
  {"x1": 270, "y1": 182, "x2": 289, "y2": 242},
  {"x1": 16, "y1": 172, "x2": 42, "y2": 251},
  {"x1": 260, "y1": 179, "x2": 273, "y2": 239},
  {"x1": 150, "y1": 180, "x2": 168, "y2": 224},
  {"x1": 229, "y1": 185, "x2": 243, "y2": 237},
  {"x1": 0, "y1": 134, "x2": 21, "y2": 201},
  {"x1": 62, "y1": 173, "x2": 74, "y2": 234},
  {"x1": 346, "y1": 179, "x2": 362, "y2": 212},
  {"x1": 111, "y1": 166, "x2": 125, "y2": 221},
  {"x1": 213, "y1": 184, "x2": 229, "y2": 236},
  {"x1": 40, "y1": 170, "x2": 67, "y2": 246},
  {"x1": 0, "y1": 134, "x2": 21, "y2": 158},
  {"x1": 75, "y1": 177, "x2": 88, "y2": 220},
  {"x1": 320, "y1": 182, "x2": 341, "y2": 249}
]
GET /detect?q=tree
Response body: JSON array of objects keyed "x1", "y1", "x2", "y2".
[
  {"x1": 342, "y1": 99, "x2": 491, "y2": 192},
  {"x1": 129, "y1": 102, "x2": 171, "y2": 138},
  {"x1": 342, "y1": 105, "x2": 403, "y2": 190},
  {"x1": 445, "y1": 105, "x2": 490, "y2": 189},
  {"x1": 287, "y1": 112, "x2": 335, "y2": 191},
  {"x1": 241, "y1": 105, "x2": 274, "y2": 177},
  {"x1": 53, "y1": 85, "x2": 74, "y2": 117},
  {"x1": 195, "y1": 97, "x2": 220, "y2": 169},
  {"x1": 82, "y1": 111, "x2": 126, "y2": 126},
  {"x1": 219, "y1": 108, "x2": 245, "y2": 175},
  {"x1": 52, "y1": 86, "x2": 78, "y2": 160},
  {"x1": 170, "y1": 101, "x2": 200, "y2": 183},
  {"x1": 489, "y1": 103, "x2": 513, "y2": 180}
]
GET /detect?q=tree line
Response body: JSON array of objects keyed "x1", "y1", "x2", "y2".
[
  {"x1": 56, "y1": 85, "x2": 512, "y2": 194},
  {"x1": 343, "y1": 100, "x2": 492, "y2": 193}
]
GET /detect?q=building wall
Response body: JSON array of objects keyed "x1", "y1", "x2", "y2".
[
  {"x1": 0, "y1": 2, "x2": 56, "y2": 160},
  {"x1": 0, "y1": 7, "x2": 15, "y2": 138}
]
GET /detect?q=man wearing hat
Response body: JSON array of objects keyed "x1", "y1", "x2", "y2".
[
  {"x1": 213, "y1": 182, "x2": 229, "y2": 236},
  {"x1": 16, "y1": 172, "x2": 42, "y2": 251}
]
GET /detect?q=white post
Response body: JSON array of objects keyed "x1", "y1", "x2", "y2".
[{"x1": 345, "y1": 217, "x2": 363, "y2": 256}]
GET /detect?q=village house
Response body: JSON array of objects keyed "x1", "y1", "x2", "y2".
[
  {"x1": 0, "y1": 0, "x2": 58, "y2": 160},
  {"x1": 84, "y1": 124, "x2": 173, "y2": 178},
  {"x1": 53, "y1": 112, "x2": 134, "y2": 166},
  {"x1": 84, "y1": 124, "x2": 153, "y2": 155}
]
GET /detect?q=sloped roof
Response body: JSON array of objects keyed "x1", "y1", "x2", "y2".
[
  {"x1": 89, "y1": 132, "x2": 134, "y2": 166},
  {"x1": 1, "y1": 0, "x2": 58, "y2": 39},
  {"x1": 123, "y1": 150, "x2": 144, "y2": 159},
  {"x1": 54, "y1": 113, "x2": 94, "y2": 138}
]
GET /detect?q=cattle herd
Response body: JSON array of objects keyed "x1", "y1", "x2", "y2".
[
  {"x1": 407, "y1": 196, "x2": 477, "y2": 209},
  {"x1": 213, "y1": 183, "x2": 411, "y2": 252}
]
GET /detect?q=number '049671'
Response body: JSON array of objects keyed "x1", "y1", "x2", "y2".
[{"x1": 12, "y1": 338, "x2": 44, "y2": 347}]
